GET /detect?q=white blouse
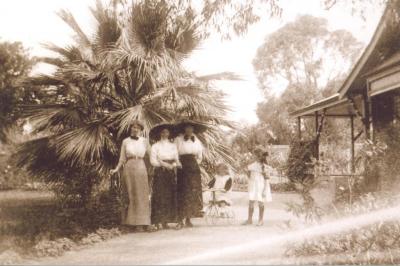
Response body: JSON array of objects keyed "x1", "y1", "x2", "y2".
[
  {"x1": 247, "y1": 161, "x2": 272, "y2": 179},
  {"x1": 117, "y1": 137, "x2": 149, "y2": 167},
  {"x1": 150, "y1": 140, "x2": 180, "y2": 167},
  {"x1": 175, "y1": 134, "x2": 203, "y2": 163}
]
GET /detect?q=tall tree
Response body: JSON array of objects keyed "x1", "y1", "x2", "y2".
[
  {"x1": 253, "y1": 15, "x2": 363, "y2": 144},
  {"x1": 16, "y1": 0, "x2": 239, "y2": 205},
  {"x1": 0, "y1": 41, "x2": 35, "y2": 141}
]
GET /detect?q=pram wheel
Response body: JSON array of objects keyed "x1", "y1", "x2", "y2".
[
  {"x1": 204, "y1": 202, "x2": 236, "y2": 225},
  {"x1": 204, "y1": 204, "x2": 219, "y2": 225}
]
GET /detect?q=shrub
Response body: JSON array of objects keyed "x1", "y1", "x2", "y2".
[
  {"x1": 285, "y1": 193, "x2": 400, "y2": 265},
  {"x1": 33, "y1": 238, "x2": 76, "y2": 257},
  {"x1": 286, "y1": 139, "x2": 317, "y2": 183},
  {"x1": 270, "y1": 182, "x2": 295, "y2": 193}
]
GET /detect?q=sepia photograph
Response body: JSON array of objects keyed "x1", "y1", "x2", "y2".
[{"x1": 1, "y1": 0, "x2": 400, "y2": 265}]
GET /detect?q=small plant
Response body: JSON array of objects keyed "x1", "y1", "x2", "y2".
[
  {"x1": 285, "y1": 177, "x2": 324, "y2": 225},
  {"x1": 33, "y1": 238, "x2": 76, "y2": 257}
]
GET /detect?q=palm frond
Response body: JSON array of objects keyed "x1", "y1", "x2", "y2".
[
  {"x1": 90, "y1": 0, "x2": 121, "y2": 50},
  {"x1": 107, "y1": 104, "x2": 143, "y2": 137},
  {"x1": 20, "y1": 104, "x2": 87, "y2": 133},
  {"x1": 41, "y1": 43, "x2": 83, "y2": 63},
  {"x1": 53, "y1": 121, "x2": 116, "y2": 167},
  {"x1": 37, "y1": 56, "x2": 65, "y2": 67},
  {"x1": 57, "y1": 9, "x2": 92, "y2": 48},
  {"x1": 14, "y1": 136, "x2": 64, "y2": 182}
]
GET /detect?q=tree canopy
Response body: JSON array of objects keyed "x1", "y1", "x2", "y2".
[
  {"x1": 15, "y1": 0, "x2": 241, "y2": 204},
  {"x1": 252, "y1": 15, "x2": 363, "y2": 144},
  {"x1": 0, "y1": 41, "x2": 35, "y2": 141}
]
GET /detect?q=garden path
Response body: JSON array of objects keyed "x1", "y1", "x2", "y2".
[{"x1": 30, "y1": 192, "x2": 302, "y2": 265}]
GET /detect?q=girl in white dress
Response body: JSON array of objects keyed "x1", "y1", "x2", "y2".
[{"x1": 242, "y1": 147, "x2": 272, "y2": 226}]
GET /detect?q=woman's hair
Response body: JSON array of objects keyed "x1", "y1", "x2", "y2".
[{"x1": 129, "y1": 120, "x2": 144, "y2": 131}]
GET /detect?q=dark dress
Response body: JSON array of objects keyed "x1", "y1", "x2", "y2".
[
  {"x1": 177, "y1": 154, "x2": 203, "y2": 219},
  {"x1": 151, "y1": 160, "x2": 178, "y2": 224}
]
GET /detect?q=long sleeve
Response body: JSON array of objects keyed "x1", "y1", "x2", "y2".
[
  {"x1": 196, "y1": 141, "x2": 203, "y2": 164},
  {"x1": 173, "y1": 144, "x2": 180, "y2": 162},
  {"x1": 150, "y1": 144, "x2": 161, "y2": 167},
  {"x1": 116, "y1": 140, "x2": 127, "y2": 169}
]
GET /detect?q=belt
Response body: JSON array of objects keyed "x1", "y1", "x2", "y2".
[{"x1": 127, "y1": 155, "x2": 143, "y2": 160}]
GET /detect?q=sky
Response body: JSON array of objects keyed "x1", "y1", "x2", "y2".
[{"x1": 0, "y1": 0, "x2": 384, "y2": 124}]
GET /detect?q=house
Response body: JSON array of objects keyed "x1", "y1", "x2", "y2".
[{"x1": 291, "y1": 2, "x2": 400, "y2": 177}]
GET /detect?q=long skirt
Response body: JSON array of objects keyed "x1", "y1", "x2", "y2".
[
  {"x1": 151, "y1": 166, "x2": 178, "y2": 224},
  {"x1": 121, "y1": 158, "x2": 151, "y2": 226},
  {"x1": 177, "y1": 154, "x2": 203, "y2": 219}
]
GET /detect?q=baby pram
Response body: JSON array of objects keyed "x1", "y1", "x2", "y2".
[{"x1": 203, "y1": 187, "x2": 235, "y2": 225}]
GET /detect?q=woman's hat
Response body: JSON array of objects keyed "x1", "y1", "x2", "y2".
[
  {"x1": 130, "y1": 119, "x2": 144, "y2": 131},
  {"x1": 149, "y1": 123, "x2": 175, "y2": 140},
  {"x1": 175, "y1": 119, "x2": 208, "y2": 134}
]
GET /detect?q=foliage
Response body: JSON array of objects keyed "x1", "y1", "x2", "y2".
[
  {"x1": 373, "y1": 124, "x2": 400, "y2": 192},
  {"x1": 113, "y1": 0, "x2": 282, "y2": 40},
  {"x1": 33, "y1": 238, "x2": 76, "y2": 257},
  {"x1": 253, "y1": 15, "x2": 363, "y2": 144},
  {"x1": 0, "y1": 127, "x2": 37, "y2": 190},
  {"x1": 15, "y1": 0, "x2": 239, "y2": 206},
  {"x1": 253, "y1": 15, "x2": 362, "y2": 93},
  {"x1": 0, "y1": 41, "x2": 35, "y2": 141},
  {"x1": 285, "y1": 193, "x2": 400, "y2": 265},
  {"x1": 270, "y1": 182, "x2": 295, "y2": 193},
  {"x1": 286, "y1": 139, "x2": 317, "y2": 183},
  {"x1": 285, "y1": 177, "x2": 324, "y2": 225},
  {"x1": 0, "y1": 190, "x2": 122, "y2": 258}
]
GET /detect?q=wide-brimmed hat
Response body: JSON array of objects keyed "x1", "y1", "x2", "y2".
[
  {"x1": 253, "y1": 146, "x2": 269, "y2": 157},
  {"x1": 129, "y1": 119, "x2": 144, "y2": 131},
  {"x1": 175, "y1": 119, "x2": 208, "y2": 134},
  {"x1": 149, "y1": 123, "x2": 175, "y2": 140}
]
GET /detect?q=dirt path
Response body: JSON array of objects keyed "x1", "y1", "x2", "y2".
[{"x1": 30, "y1": 192, "x2": 301, "y2": 265}]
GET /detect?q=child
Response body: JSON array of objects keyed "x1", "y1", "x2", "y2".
[
  {"x1": 242, "y1": 147, "x2": 272, "y2": 226},
  {"x1": 207, "y1": 163, "x2": 233, "y2": 216}
]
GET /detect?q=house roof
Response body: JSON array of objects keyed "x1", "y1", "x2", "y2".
[
  {"x1": 291, "y1": 3, "x2": 400, "y2": 118},
  {"x1": 289, "y1": 93, "x2": 356, "y2": 117}
]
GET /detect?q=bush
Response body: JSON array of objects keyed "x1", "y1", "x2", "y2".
[
  {"x1": 286, "y1": 139, "x2": 317, "y2": 183},
  {"x1": 270, "y1": 182, "x2": 295, "y2": 193},
  {"x1": 285, "y1": 193, "x2": 400, "y2": 265},
  {"x1": 0, "y1": 190, "x2": 122, "y2": 258},
  {"x1": 33, "y1": 238, "x2": 76, "y2": 257}
]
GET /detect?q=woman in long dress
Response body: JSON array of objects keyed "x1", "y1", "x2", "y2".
[
  {"x1": 111, "y1": 120, "x2": 152, "y2": 232},
  {"x1": 149, "y1": 123, "x2": 181, "y2": 230},
  {"x1": 175, "y1": 121, "x2": 205, "y2": 228}
]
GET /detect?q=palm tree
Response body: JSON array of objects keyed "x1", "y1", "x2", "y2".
[{"x1": 16, "y1": 0, "x2": 238, "y2": 205}]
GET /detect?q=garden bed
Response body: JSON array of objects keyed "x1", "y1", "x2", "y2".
[{"x1": 0, "y1": 189, "x2": 124, "y2": 263}]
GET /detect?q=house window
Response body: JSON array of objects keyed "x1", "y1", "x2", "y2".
[{"x1": 372, "y1": 91, "x2": 395, "y2": 131}]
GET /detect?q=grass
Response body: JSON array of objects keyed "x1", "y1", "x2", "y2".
[{"x1": 0, "y1": 189, "x2": 122, "y2": 258}]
